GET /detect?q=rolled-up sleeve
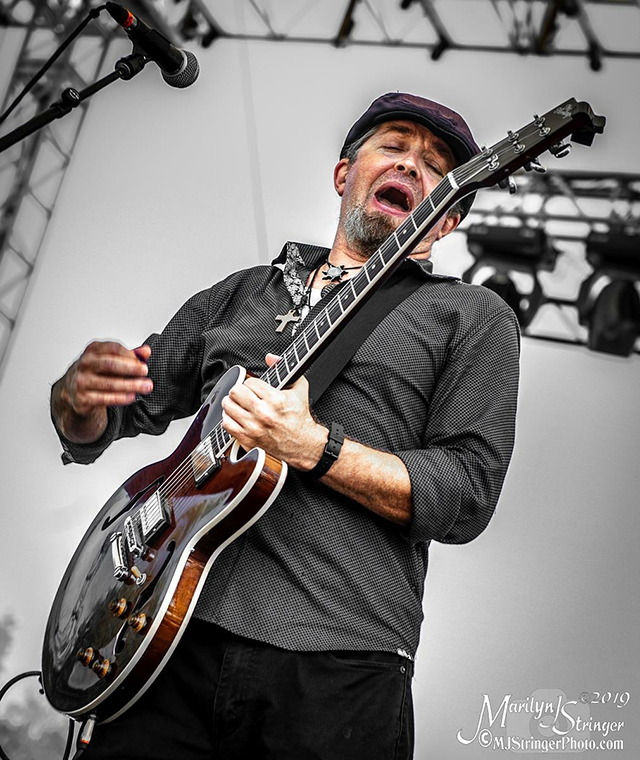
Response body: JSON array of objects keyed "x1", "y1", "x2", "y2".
[{"x1": 395, "y1": 307, "x2": 520, "y2": 545}]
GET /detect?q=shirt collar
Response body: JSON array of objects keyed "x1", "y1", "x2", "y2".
[{"x1": 272, "y1": 242, "x2": 459, "y2": 282}]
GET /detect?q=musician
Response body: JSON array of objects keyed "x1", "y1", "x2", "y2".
[{"x1": 51, "y1": 93, "x2": 520, "y2": 759}]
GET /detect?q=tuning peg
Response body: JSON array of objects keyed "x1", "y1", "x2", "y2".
[
  {"x1": 498, "y1": 176, "x2": 518, "y2": 195},
  {"x1": 549, "y1": 141, "x2": 572, "y2": 158},
  {"x1": 523, "y1": 158, "x2": 547, "y2": 173}
]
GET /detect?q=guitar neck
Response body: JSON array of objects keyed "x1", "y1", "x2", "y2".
[
  {"x1": 209, "y1": 174, "x2": 460, "y2": 457},
  {"x1": 260, "y1": 173, "x2": 460, "y2": 391}
]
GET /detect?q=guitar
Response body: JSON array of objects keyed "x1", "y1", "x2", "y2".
[{"x1": 42, "y1": 98, "x2": 605, "y2": 723}]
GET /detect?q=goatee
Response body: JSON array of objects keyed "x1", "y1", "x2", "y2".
[{"x1": 342, "y1": 204, "x2": 397, "y2": 258}]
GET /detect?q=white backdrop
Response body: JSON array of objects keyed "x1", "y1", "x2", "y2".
[{"x1": 1, "y1": 27, "x2": 639, "y2": 760}]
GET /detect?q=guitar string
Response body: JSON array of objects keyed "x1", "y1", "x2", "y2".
[
  {"x1": 133, "y1": 140, "x2": 524, "y2": 524},
  {"x1": 133, "y1": 121, "x2": 559, "y2": 532}
]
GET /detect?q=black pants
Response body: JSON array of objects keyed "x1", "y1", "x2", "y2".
[{"x1": 82, "y1": 618, "x2": 414, "y2": 759}]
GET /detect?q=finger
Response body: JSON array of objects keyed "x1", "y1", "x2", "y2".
[
  {"x1": 221, "y1": 395, "x2": 258, "y2": 430},
  {"x1": 77, "y1": 373, "x2": 153, "y2": 395},
  {"x1": 80, "y1": 352, "x2": 149, "y2": 378},
  {"x1": 86, "y1": 340, "x2": 139, "y2": 357},
  {"x1": 243, "y1": 376, "x2": 281, "y2": 403},
  {"x1": 221, "y1": 409, "x2": 248, "y2": 439},
  {"x1": 265, "y1": 353, "x2": 281, "y2": 367},
  {"x1": 228, "y1": 382, "x2": 261, "y2": 409},
  {"x1": 76, "y1": 390, "x2": 139, "y2": 408},
  {"x1": 134, "y1": 344, "x2": 152, "y2": 362}
]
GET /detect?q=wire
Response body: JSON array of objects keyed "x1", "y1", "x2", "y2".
[
  {"x1": 0, "y1": 4, "x2": 108, "y2": 128},
  {"x1": 0, "y1": 669, "x2": 76, "y2": 760}
]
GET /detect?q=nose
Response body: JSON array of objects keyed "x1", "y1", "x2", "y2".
[{"x1": 394, "y1": 154, "x2": 419, "y2": 180}]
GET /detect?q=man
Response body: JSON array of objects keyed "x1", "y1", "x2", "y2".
[{"x1": 51, "y1": 93, "x2": 520, "y2": 759}]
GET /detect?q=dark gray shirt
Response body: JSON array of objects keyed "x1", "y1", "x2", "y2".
[{"x1": 54, "y1": 242, "x2": 520, "y2": 657}]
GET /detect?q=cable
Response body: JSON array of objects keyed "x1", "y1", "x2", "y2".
[
  {"x1": 0, "y1": 4, "x2": 108, "y2": 128},
  {"x1": 0, "y1": 669, "x2": 77, "y2": 760}
]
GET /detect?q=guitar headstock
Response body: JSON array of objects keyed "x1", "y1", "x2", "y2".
[{"x1": 452, "y1": 98, "x2": 606, "y2": 195}]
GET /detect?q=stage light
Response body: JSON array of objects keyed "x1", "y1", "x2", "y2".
[
  {"x1": 577, "y1": 231, "x2": 640, "y2": 356},
  {"x1": 463, "y1": 225, "x2": 558, "y2": 327}
]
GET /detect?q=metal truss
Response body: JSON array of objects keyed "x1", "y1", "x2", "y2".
[
  {"x1": 176, "y1": 0, "x2": 640, "y2": 68},
  {"x1": 1, "y1": 0, "x2": 639, "y2": 378},
  {"x1": 463, "y1": 169, "x2": 640, "y2": 353},
  {"x1": 0, "y1": 0, "x2": 120, "y2": 379}
]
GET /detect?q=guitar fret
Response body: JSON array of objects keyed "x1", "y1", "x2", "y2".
[
  {"x1": 352, "y1": 269, "x2": 368, "y2": 294},
  {"x1": 316, "y1": 309, "x2": 330, "y2": 335},
  {"x1": 306, "y1": 325, "x2": 320, "y2": 349},
  {"x1": 283, "y1": 349, "x2": 294, "y2": 373},
  {"x1": 380, "y1": 237, "x2": 398, "y2": 264},
  {"x1": 366, "y1": 252, "x2": 384, "y2": 278},
  {"x1": 339, "y1": 281, "x2": 356, "y2": 310},
  {"x1": 395, "y1": 219, "x2": 416, "y2": 247},
  {"x1": 413, "y1": 199, "x2": 431, "y2": 227},
  {"x1": 294, "y1": 337, "x2": 307, "y2": 358},
  {"x1": 327, "y1": 298, "x2": 342, "y2": 322}
]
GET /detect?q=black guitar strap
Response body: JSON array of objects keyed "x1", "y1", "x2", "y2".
[{"x1": 305, "y1": 268, "x2": 424, "y2": 407}]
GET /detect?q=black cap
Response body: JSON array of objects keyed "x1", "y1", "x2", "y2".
[{"x1": 341, "y1": 92, "x2": 480, "y2": 217}]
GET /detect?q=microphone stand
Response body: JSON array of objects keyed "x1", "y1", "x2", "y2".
[{"x1": 0, "y1": 53, "x2": 148, "y2": 154}]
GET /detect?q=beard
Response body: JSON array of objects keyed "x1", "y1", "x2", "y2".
[{"x1": 342, "y1": 203, "x2": 398, "y2": 258}]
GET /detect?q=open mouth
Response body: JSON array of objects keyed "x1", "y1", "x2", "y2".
[{"x1": 374, "y1": 185, "x2": 412, "y2": 214}]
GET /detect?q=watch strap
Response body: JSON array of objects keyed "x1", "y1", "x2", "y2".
[{"x1": 308, "y1": 422, "x2": 344, "y2": 479}]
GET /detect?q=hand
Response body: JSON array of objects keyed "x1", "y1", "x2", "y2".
[
  {"x1": 220, "y1": 353, "x2": 327, "y2": 470},
  {"x1": 62, "y1": 340, "x2": 153, "y2": 417}
]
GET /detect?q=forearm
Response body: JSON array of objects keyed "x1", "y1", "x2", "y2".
[
  {"x1": 51, "y1": 371, "x2": 108, "y2": 444},
  {"x1": 300, "y1": 427, "x2": 413, "y2": 527}
]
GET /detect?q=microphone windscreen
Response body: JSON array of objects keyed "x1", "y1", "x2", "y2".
[{"x1": 161, "y1": 50, "x2": 200, "y2": 89}]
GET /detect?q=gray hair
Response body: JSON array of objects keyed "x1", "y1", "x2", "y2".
[{"x1": 341, "y1": 124, "x2": 464, "y2": 219}]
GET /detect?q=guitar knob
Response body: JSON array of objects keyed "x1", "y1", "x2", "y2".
[
  {"x1": 77, "y1": 647, "x2": 95, "y2": 667},
  {"x1": 109, "y1": 598, "x2": 129, "y2": 618},
  {"x1": 91, "y1": 657, "x2": 112, "y2": 679},
  {"x1": 127, "y1": 613, "x2": 148, "y2": 633}
]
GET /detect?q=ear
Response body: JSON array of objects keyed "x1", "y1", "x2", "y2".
[
  {"x1": 333, "y1": 158, "x2": 350, "y2": 197},
  {"x1": 436, "y1": 212, "x2": 461, "y2": 241}
]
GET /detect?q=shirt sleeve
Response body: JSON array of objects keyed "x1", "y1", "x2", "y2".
[
  {"x1": 53, "y1": 287, "x2": 213, "y2": 465},
  {"x1": 395, "y1": 307, "x2": 520, "y2": 545}
]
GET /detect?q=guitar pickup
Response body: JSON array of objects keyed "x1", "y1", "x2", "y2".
[
  {"x1": 191, "y1": 437, "x2": 220, "y2": 488},
  {"x1": 139, "y1": 490, "x2": 168, "y2": 542}
]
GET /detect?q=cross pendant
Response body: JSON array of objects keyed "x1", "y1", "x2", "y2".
[{"x1": 275, "y1": 309, "x2": 300, "y2": 333}]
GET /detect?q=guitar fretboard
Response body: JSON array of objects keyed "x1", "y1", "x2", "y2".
[{"x1": 210, "y1": 172, "x2": 459, "y2": 456}]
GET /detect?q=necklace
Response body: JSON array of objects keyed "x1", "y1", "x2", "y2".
[
  {"x1": 275, "y1": 248, "x2": 364, "y2": 334},
  {"x1": 275, "y1": 254, "x2": 321, "y2": 334},
  {"x1": 321, "y1": 260, "x2": 363, "y2": 283}
]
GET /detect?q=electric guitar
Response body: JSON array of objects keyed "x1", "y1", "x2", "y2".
[{"x1": 42, "y1": 98, "x2": 605, "y2": 723}]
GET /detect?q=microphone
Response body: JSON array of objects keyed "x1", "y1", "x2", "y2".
[{"x1": 106, "y1": 1, "x2": 199, "y2": 88}]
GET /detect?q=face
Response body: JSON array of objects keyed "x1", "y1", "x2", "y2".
[{"x1": 334, "y1": 120, "x2": 460, "y2": 259}]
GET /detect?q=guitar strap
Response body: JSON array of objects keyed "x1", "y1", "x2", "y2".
[{"x1": 305, "y1": 268, "x2": 424, "y2": 407}]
